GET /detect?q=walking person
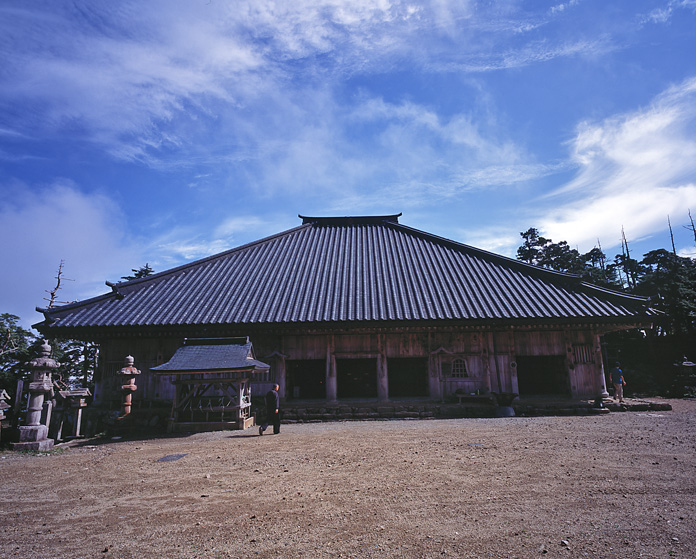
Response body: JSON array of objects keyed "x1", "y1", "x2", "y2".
[
  {"x1": 610, "y1": 362, "x2": 626, "y2": 403},
  {"x1": 259, "y1": 383, "x2": 281, "y2": 435}
]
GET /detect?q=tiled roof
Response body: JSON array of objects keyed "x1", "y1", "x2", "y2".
[
  {"x1": 37, "y1": 215, "x2": 656, "y2": 331},
  {"x1": 151, "y1": 338, "x2": 269, "y2": 373}
]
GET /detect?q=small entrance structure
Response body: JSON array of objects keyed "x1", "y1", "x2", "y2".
[
  {"x1": 52, "y1": 387, "x2": 91, "y2": 441},
  {"x1": 152, "y1": 337, "x2": 269, "y2": 433}
]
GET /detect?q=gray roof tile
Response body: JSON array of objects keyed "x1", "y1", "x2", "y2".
[
  {"x1": 150, "y1": 338, "x2": 269, "y2": 372},
  {"x1": 37, "y1": 215, "x2": 656, "y2": 331}
]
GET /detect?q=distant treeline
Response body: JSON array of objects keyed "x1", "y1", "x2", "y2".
[{"x1": 516, "y1": 227, "x2": 696, "y2": 336}]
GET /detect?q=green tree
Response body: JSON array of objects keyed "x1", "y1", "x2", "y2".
[
  {"x1": 612, "y1": 252, "x2": 643, "y2": 290},
  {"x1": 581, "y1": 247, "x2": 620, "y2": 287},
  {"x1": 516, "y1": 227, "x2": 696, "y2": 395},
  {"x1": 0, "y1": 313, "x2": 37, "y2": 399},
  {"x1": 516, "y1": 228, "x2": 551, "y2": 265},
  {"x1": 634, "y1": 249, "x2": 696, "y2": 335},
  {"x1": 50, "y1": 339, "x2": 99, "y2": 391},
  {"x1": 121, "y1": 263, "x2": 155, "y2": 281},
  {"x1": 516, "y1": 228, "x2": 620, "y2": 287},
  {"x1": 538, "y1": 239, "x2": 584, "y2": 274}
]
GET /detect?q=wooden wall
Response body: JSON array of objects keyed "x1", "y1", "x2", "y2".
[{"x1": 94, "y1": 325, "x2": 609, "y2": 405}]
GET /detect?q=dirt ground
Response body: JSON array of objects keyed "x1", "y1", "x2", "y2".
[{"x1": 1, "y1": 398, "x2": 694, "y2": 559}]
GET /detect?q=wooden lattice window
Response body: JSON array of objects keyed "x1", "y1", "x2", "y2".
[
  {"x1": 573, "y1": 344, "x2": 594, "y2": 364},
  {"x1": 253, "y1": 368, "x2": 273, "y2": 383},
  {"x1": 450, "y1": 358, "x2": 467, "y2": 378}
]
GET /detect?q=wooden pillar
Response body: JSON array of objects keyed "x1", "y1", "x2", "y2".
[
  {"x1": 595, "y1": 333, "x2": 609, "y2": 397},
  {"x1": 235, "y1": 379, "x2": 243, "y2": 428},
  {"x1": 428, "y1": 354, "x2": 441, "y2": 400},
  {"x1": 377, "y1": 334, "x2": 388, "y2": 401},
  {"x1": 487, "y1": 331, "x2": 503, "y2": 393},
  {"x1": 564, "y1": 331, "x2": 577, "y2": 398},
  {"x1": 74, "y1": 407, "x2": 83, "y2": 438},
  {"x1": 427, "y1": 331, "x2": 441, "y2": 400},
  {"x1": 377, "y1": 356, "x2": 388, "y2": 401},
  {"x1": 276, "y1": 354, "x2": 287, "y2": 400},
  {"x1": 509, "y1": 330, "x2": 519, "y2": 395},
  {"x1": 169, "y1": 383, "x2": 181, "y2": 432},
  {"x1": 326, "y1": 335, "x2": 337, "y2": 402}
]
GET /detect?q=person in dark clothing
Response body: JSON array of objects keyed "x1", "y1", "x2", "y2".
[
  {"x1": 610, "y1": 362, "x2": 626, "y2": 402},
  {"x1": 259, "y1": 384, "x2": 280, "y2": 435}
]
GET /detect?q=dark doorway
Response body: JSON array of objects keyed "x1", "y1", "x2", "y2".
[
  {"x1": 336, "y1": 358, "x2": 377, "y2": 399},
  {"x1": 286, "y1": 359, "x2": 325, "y2": 400},
  {"x1": 387, "y1": 358, "x2": 429, "y2": 397},
  {"x1": 515, "y1": 355, "x2": 570, "y2": 396}
]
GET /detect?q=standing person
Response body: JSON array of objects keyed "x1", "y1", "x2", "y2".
[
  {"x1": 610, "y1": 362, "x2": 626, "y2": 403},
  {"x1": 259, "y1": 384, "x2": 280, "y2": 435}
]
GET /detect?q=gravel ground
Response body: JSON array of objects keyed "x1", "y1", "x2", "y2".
[{"x1": 1, "y1": 397, "x2": 694, "y2": 559}]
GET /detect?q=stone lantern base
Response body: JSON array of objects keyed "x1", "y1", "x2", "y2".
[{"x1": 11, "y1": 425, "x2": 54, "y2": 451}]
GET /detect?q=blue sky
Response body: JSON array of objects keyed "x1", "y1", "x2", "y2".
[{"x1": 2, "y1": 0, "x2": 696, "y2": 330}]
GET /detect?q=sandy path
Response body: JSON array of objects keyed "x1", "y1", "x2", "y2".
[{"x1": 1, "y1": 398, "x2": 694, "y2": 558}]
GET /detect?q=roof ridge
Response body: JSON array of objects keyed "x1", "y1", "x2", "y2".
[
  {"x1": 300, "y1": 213, "x2": 402, "y2": 225},
  {"x1": 183, "y1": 337, "x2": 250, "y2": 346}
]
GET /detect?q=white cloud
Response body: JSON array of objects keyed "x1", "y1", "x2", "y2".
[
  {"x1": 0, "y1": 0, "x2": 618, "y2": 168},
  {"x1": 679, "y1": 246, "x2": 696, "y2": 258},
  {"x1": 543, "y1": 185, "x2": 696, "y2": 249},
  {"x1": 453, "y1": 226, "x2": 521, "y2": 256},
  {"x1": 238, "y1": 89, "x2": 564, "y2": 214},
  {"x1": 214, "y1": 216, "x2": 274, "y2": 239},
  {"x1": 643, "y1": 0, "x2": 696, "y2": 24},
  {"x1": 153, "y1": 238, "x2": 234, "y2": 263},
  {"x1": 550, "y1": 0, "x2": 580, "y2": 15},
  {"x1": 0, "y1": 181, "x2": 284, "y2": 328},
  {"x1": 0, "y1": 182, "x2": 142, "y2": 328},
  {"x1": 0, "y1": 1, "x2": 262, "y2": 160},
  {"x1": 535, "y1": 77, "x2": 696, "y2": 251},
  {"x1": 144, "y1": 213, "x2": 297, "y2": 266}
]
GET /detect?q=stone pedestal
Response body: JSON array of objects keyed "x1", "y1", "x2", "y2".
[
  {"x1": 15, "y1": 425, "x2": 54, "y2": 451},
  {"x1": 493, "y1": 392, "x2": 518, "y2": 417}
]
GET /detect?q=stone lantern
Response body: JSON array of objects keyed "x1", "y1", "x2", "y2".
[
  {"x1": 0, "y1": 389, "x2": 10, "y2": 441},
  {"x1": 11, "y1": 340, "x2": 59, "y2": 451},
  {"x1": 117, "y1": 355, "x2": 140, "y2": 418},
  {"x1": 0, "y1": 388, "x2": 10, "y2": 421},
  {"x1": 674, "y1": 357, "x2": 696, "y2": 397}
]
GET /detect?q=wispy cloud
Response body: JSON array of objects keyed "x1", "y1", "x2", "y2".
[
  {"x1": 152, "y1": 237, "x2": 235, "y2": 264},
  {"x1": 550, "y1": 0, "x2": 581, "y2": 15},
  {"x1": 0, "y1": 181, "x2": 141, "y2": 326},
  {"x1": 642, "y1": 0, "x2": 696, "y2": 24},
  {"x1": 245, "y1": 92, "x2": 557, "y2": 210},
  {"x1": 0, "y1": 179, "x2": 283, "y2": 323},
  {"x1": 214, "y1": 216, "x2": 274, "y2": 238},
  {"x1": 433, "y1": 36, "x2": 614, "y2": 74},
  {"x1": 536, "y1": 77, "x2": 696, "y2": 251},
  {"x1": 138, "y1": 213, "x2": 298, "y2": 267},
  {"x1": 0, "y1": 1, "x2": 263, "y2": 161},
  {"x1": 0, "y1": 0, "x2": 618, "y2": 169},
  {"x1": 2, "y1": 0, "x2": 694, "y2": 316}
]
